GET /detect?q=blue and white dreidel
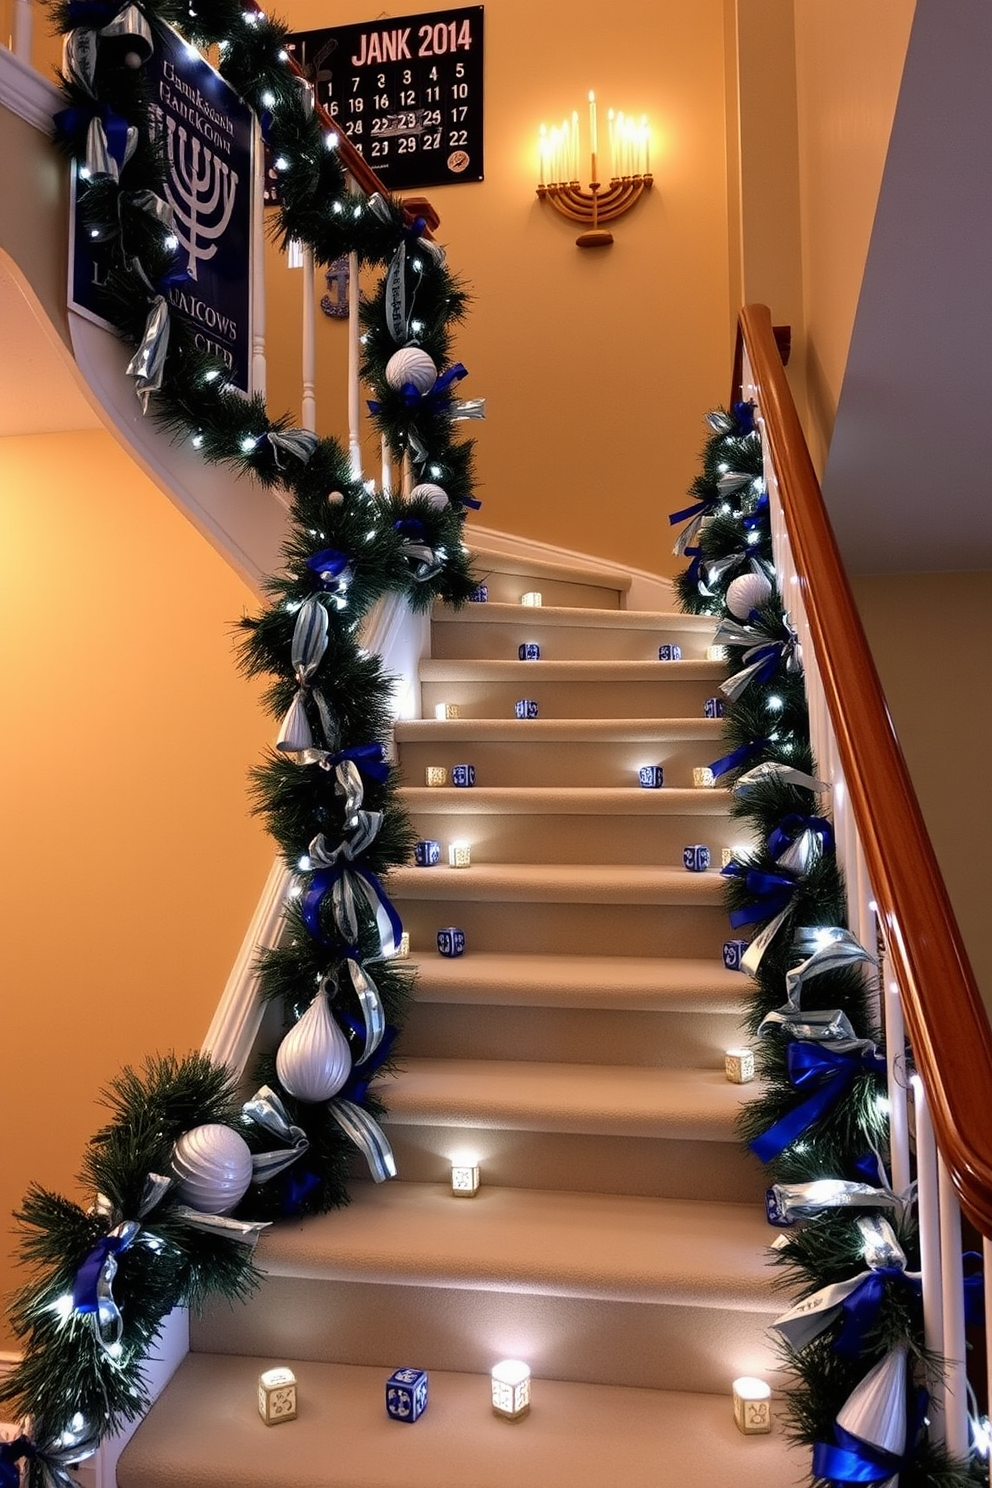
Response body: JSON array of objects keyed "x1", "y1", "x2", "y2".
[
  {"x1": 518, "y1": 643, "x2": 541, "y2": 661},
  {"x1": 658, "y1": 644, "x2": 682, "y2": 661},
  {"x1": 452, "y1": 764, "x2": 476, "y2": 787},
  {"x1": 386, "y1": 1368, "x2": 429, "y2": 1423},
  {"x1": 469, "y1": 585, "x2": 489, "y2": 603},
  {"x1": 515, "y1": 699, "x2": 539, "y2": 719},
  {"x1": 723, "y1": 939, "x2": 750, "y2": 971},
  {"x1": 683, "y1": 844, "x2": 711, "y2": 872},
  {"x1": 414, "y1": 840, "x2": 441, "y2": 867},
  {"x1": 437, "y1": 927, "x2": 466, "y2": 958},
  {"x1": 704, "y1": 696, "x2": 725, "y2": 719},
  {"x1": 638, "y1": 765, "x2": 665, "y2": 789}
]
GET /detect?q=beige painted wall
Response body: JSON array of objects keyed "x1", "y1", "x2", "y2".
[
  {"x1": 0, "y1": 430, "x2": 274, "y2": 1346},
  {"x1": 852, "y1": 572, "x2": 992, "y2": 1016},
  {"x1": 792, "y1": 0, "x2": 915, "y2": 473}
]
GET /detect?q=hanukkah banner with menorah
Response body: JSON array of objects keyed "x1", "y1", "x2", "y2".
[{"x1": 69, "y1": 23, "x2": 253, "y2": 394}]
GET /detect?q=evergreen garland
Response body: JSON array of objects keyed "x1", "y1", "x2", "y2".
[
  {"x1": 1, "y1": 0, "x2": 483, "y2": 1476},
  {"x1": 671, "y1": 405, "x2": 982, "y2": 1485}
]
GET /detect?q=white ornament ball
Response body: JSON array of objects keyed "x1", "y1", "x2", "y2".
[
  {"x1": 409, "y1": 482, "x2": 449, "y2": 509},
  {"x1": 726, "y1": 571, "x2": 773, "y2": 620},
  {"x1": 276, "y1": 994, "x2": 352, "y2": 1103},
  {"x1": 326, "y1": 489, "x2": 345, "y2": 506},
  {"x1": 385, "y1": 347, "x2": 437, "y2": 395},
  {"x1": 171, "y1": 1124, "x2": 254, "y2": 1215},
  {"x1": 123, "y1": 50, "x2": 143, "y2": 68}
]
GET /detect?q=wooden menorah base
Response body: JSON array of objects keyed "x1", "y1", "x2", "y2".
[{"x1": 537, "y1": 175, "x2": 653, "y2": 247}]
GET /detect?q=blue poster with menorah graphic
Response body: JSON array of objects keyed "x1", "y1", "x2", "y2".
[{"x1": 69, "y1": 23, "x2": 253, "y2": 393}]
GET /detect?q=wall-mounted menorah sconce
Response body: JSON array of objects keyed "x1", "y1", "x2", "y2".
[{"x1": 537, "y1": 93, "x2": 652, "y2": 248}]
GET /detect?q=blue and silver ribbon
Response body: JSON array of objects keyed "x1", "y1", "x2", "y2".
[
  {"x1": 267, "y1": 429, "x2": 319, "y2": 468},
  {"x1": 767, "y1": 811, "x2": 834, "y2": 875},
  {"x1": 750, "y1": 1040, "x2": 887, "y2": 1163},
  {"x1": 72, "y1": 1172, "x2": 171, "y2": 1352},
  {"x1": 733, "y1": 761, "x2": 830, "y2": 797},
  {"x1": 242, "y1": 1085, "x2": 310, "y2": 1181},
  {"x1": 759, "y1": 929, "x2": 878, "y2": 1042},
  {"x1": 301, "y1": 817, "x2": 403, "y2": 958},
  {"x1": 369, "y1": 362, "x2": 468, "y2": 419},
  {"x1": 277, "y1": 598, "x2": 333, "y2": 758},
  {"x1": 668, "y1": 489, "x2": 719, "y2": 557},
  {"x1": 714, "y1": 612, "x2": 802, "y2": 702},
  {"x1": 723, "y1": 863, "x2": 799, "y2": 972},
  {"x1": 328, "y1": 1097, "x2": 396, "y2": 1182},
  {"x1": 64, "y1": 2, "x2": 153, "y2": 96},
  {"x1": 393, "y1": 518, "x2": 445, "y2": 582},
  {"x1": 813, "y1": 1345, "x2": 924, "y2": 1484},
  {"x1": 315, "y1": 742, "x2": 390, "y2": 821},
  {"x1": 2, "y1": 1421, "x2": 101, "y2": 1488},
  {"x1": 343, "y1": 955, "x2": 387, "y2": 1062},
  {"x1": 766, "y1": 1178, "x2": 901, "y2": 1228}
]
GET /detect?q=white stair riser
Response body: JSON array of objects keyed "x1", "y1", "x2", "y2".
[{"x1": 190, "y1": 1275, "x2": 781, "y2": 1394}]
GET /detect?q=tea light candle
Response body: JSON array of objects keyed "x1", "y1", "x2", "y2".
[
  {"x1": 725, "y1": 1048, "x2": 755, "y2": 1084},
  {"x1": 707, "y1": 645, "x2": 727, "y2": 662},
  {"x1": 520, "y1": 591, "x2": 543, "y2": 607},
  {"x1": 450, "y1": 1155, "x2": 480, "y2": 1195},
  {"x1": 693, "y1": 767, "x2": 715, "y2": 788},
  {"x1": 448, "y1": 840, "x2": 471, "y2": 868},
  {"x1": 491, "y1": 1360, "x2": 531, "y2": 1420},
  {"x1": 732, "y1": 1376, "x2": 772, "y2": 1434},
  {"x1": 393, "y1": 931, "x2": 411, "y2": 959},
  {"x1": 435, "y1": 702, "x2": 460, "y2": 720},
  {"x1": 258, "y1": 1366, "x2": 298, "y2": 1425},
  {"x1": 425, "y1": 766, "x2": 448, "y2": 787}
]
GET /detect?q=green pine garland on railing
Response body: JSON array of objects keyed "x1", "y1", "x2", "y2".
[
  {"x1": 1, "y1": 0, "x2": 483, "y2": 1476},
  {"x1": 672, "y1": 404, "x2": 983, "y2": 1486}
]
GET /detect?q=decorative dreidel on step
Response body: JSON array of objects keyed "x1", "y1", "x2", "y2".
[
  {"x1": 437, "y1": 927, "x2": 465, "y2": 957},
  {"x1": 492, "y1": 1360, "x2": 531, "y2": 1420},
  {"x1": 258, "y1": 1366, "x2": 298, "y2": 1425},
  {"x1": 518, "y1": 642, "x2": 541, "y2": 660},
  {"x1": 469, "y1": 584, "x2": 489, "y2": 602},
  {"x1": 683, "y1": 845, "x2": 711, "y2": 872},
  {"x1": 657, "y1": 644, "x2": 682, "y2": 661},
  {"x1": 452, "y1": 764, "x2": 476, "y2": 787},
  {"x1": 704, "y1": 697, "x2": 725, "y2": 719},
  {"x1": 414, "y1": 840, "x2": 441, "y2": 867},
  {"x1": 732, "y1": 1377, "x2": 772, "y2": 1435},
  {"x1": 724, "y1": 1048, "x2": 755, "y2": 1084},
  {"x1": 638, "y1": 765, "x2": 664, "y2": 789},
  {"x1": 723, "y1": 939, "x2": 750, "y2": 972},
  {"x1": 515, "y1": 699, "x2": 539, "y2": 719},
  {"x1": 386, "y1": 1368, "x2": 429, "y2": 1423}
]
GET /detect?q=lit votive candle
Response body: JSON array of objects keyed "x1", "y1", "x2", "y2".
[
  {"x1": 425, "y1": 766, "x2": 448, "y2": 787},
  {"x1": 707, "y1": 645, "x2": 727, "y2": 662},
  {"x1": 393, "y1": 931, "x2": 411, "y2": 959},
  {"x1": 258, "y1": 1366, "x2": 297, "y2": 1425},
  {"x1": 732, "y1": 1376, "x2": 772, "y2": 1434},
  {"x1": 491, "y1": 1360, "x2": 531, "y2": 1420},
  {"x1": 724, "y1": 1048, "x2": 755, "y2": 1084},
  {"x1": 448, "y1": 840, "x2": 472, "y2": 868},
  {"x1": 520, "y1": 591, "x2": 543, "y2": 607},
  {"x1": 435, "y1": 702, "x2": 460, "y2": 720},
  {"x1": 693, "y1": 767, "x2": 716, "y2": 789},
  {"x1": 450, "y1": 1155, "x2": 480, "y2": 1195}
]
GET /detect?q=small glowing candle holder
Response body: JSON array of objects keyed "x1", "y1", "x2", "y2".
[
  {"x1": 425, "y1": 766, "x2": 448, "y2": 787},
  {"x1": 721, "y1": 847, "x2": 735, "y2": 869},
  {"x1": 450, "y1": 1156, "x2": 480, "y2": 1195},
  {"x1": 393, "y1": 931, "x2": 411, "y2": 959},
  {"x1": 435, "y1": 702, "x2": 460, "y2": 720},
  {"x1": 707, "y1": 645, "x2": 728, "y2": 662},
  {"x1": 258, "y1": 1366, "x2": 297, "y2": 1425},
  {"x1": 520, "y1": 591, "x2": 543, "y2": 607},
  {"x1": 732, "y1": 1376, "x2": 772, "y2": 1434},
  {"x1": 449, "y1": 840, "x2": 472, "y2": 868},
  {"x1": 491, "y1": 1360, "x2": 531, "y2": 1420},
  {"x1": 693, "y1": 767, "x2": 715, "y2": 789},
  {"x1": 724, "y1": 1048, "x2": 755, "y2": 1085}
]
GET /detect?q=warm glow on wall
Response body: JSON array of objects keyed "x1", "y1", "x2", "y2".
[{"x1": 536, "y1": 90, "x2": 652, "y2": 247}]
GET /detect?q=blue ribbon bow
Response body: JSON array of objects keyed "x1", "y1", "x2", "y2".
[
  {"x1": 834, "y1": 1267, "x2": 922, "y2": 1356},
  {"x1": 767, "y1": 812, "x2": 835, "y2": 861},
  {"x1": 750, "y1": 1041, "x2": 887, "y2": 1163},
  {"x1": 337, "y1": 1023, "x2": 398, "y2": 1105},
  {"x1": 708, "y1": 737, "x2": 774, "y2": 780},
  {"x1": 0, "y1": 1437, "x2": 34, "y2": 1488},
  {"x1": 305, "y1": 548, "x2": 351, "y2": 587},
  {"x1": 724, "y1": 865, "x2": 798, "y2": 929},
  {"x1": 71, "y1": 1229, "x2": 135, "y2": 1315},
  {"x1": 326, "y1": 743, "x2": 390, "y2": 785},
  {"x1": 368, "y1": 362, "x2": 468, "y2": 417},
  {"x1": 54, "y1": 100, "x2": 130, "y2": 169},
  {"x1": 302, "y1": 863, "x2": 403, "y2": 953},
  {"x1": 668, "y1": 490, "x2": 717, "y2": 531},
  {"x1": 812, "y1": 1388, "x2": 927, "y2": 1484},
  {"x1": 732, "y1": 400, "x2": 756, "y2": 435}
]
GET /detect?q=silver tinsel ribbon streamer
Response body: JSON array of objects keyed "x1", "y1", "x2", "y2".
[
  {"x1": 398, "y1": 534, "x2": 445, "y2": 583},
  {"x1": 773, "y1": 1216, "x2": 912, "y2": 1352},
  {"x1": 277, "y1": 599, "x2": 332, "y2": 759},
  {"x1": 125, "y1": 292, "x2": 169, "y2": 411},
  {"x1": 451, "y1": 398, "x2": 486, "y2": 420},
  {"x1": 767, "y1": 1179, "x2": 901, "y2": 1226},
  {"x1": 169, "y1": 1206, "x2": 269, "y2": 1246},
  {"x1": 733, "y1": 761, "x2": 830, "y2": 797},
  {"x1": 717, "y1": 470, "x2": 755, "y2": 499},
  {"x1": 759, "y1": 929, "x2": 878, "y2": 1043},
  {"x1": 267, "y1": 429, "x2": 319, "y2": 468},
  {"x1": 714, "y1": 613, "x2": 802, "y2": 703},
  {"x1": 242, "y1": 1085, "x2": 310, "y2": 1181},
  {"x1": 329, "y1": 1096, "x2": 396, "y2": 1182},
  {"x1": 345, "y1": 956, "x2": 386, "y2": 1062},
  {"x1": 84, "y1": 114, "x2": 137, "y2": 180}
]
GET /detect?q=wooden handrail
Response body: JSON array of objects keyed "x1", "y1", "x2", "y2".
[{"x1": 737, "y1": 303, "x2": 992, "y2": 1236}]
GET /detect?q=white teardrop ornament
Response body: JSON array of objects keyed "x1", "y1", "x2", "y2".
[
  {"x1": 726, "y1": 570, "x2": 773, "y2": 620},
  {"x1": 385, "y1": 347, "x2": 437, "y2": 394},
  {"x1": 276, "y1": 993, "x2": 353, "y2": 1103},
  {"x1": 409, "y1": 482, "x2": 449, "y2": 509},
  {"x1": 171, "y1": 1124, "x2": 254, "y2": 1214}
]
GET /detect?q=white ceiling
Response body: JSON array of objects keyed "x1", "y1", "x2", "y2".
[
  {"x1": 0, "y1": 263, "x2": 100, "y2": 435},
  {"x1": 823, "y1": 0, "x2": 992, "y2": 575}
]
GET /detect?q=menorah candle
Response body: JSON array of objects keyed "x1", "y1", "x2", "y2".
[
  {"x1": 693, "y1": 767, "x2": 715, "y2": 788},
  {"x1": 658, "y1": 644, "x2": 682, "y2": 661},
  {"x1": 520, "y1": 591, "x2": 542, "y2": 607},
  {"x1": 435, "y1": 702, "x2": 459, "y2": 720},
  {"x1": 258, "y1": 1367, "x2": 297, "y2": 1425},
  {"x1": 491, "y1": 1360, "x2": 531, "y2": 1420},
  {"x1": 725, "y1": 1048, "x2": 755, "y2": 1084},
  {"x1": 425, "y1": 766, "x2": 448, "y2": 787},
  {"x1": 732, "y1": 1377, "x2": 772, "y2": 1435}
]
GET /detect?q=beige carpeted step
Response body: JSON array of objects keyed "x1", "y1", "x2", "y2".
[
  {"x1": 399, "y1": 785, "x2": 751, "y2": 865},
  {"x1": 394, "y1": 716, "x2": 724, "y2": 788},
  {"x1": 419, "y1": 658, "x2": 724, "y2": 720},
  {"x1": 117, "y1": 1354, "x2": 799, "y2": 1488},
  {"x1": 431, "y1": 602, "x2": 717, "y2": 661},
  {"x1": 468, "y1": 545, "x2": 632, "y2": 609}
]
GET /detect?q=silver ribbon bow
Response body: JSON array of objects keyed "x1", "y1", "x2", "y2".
[
  {"x1": 451, "y1": 398, "x2": 486, "y2": 420},
  {"x1": 125, "y1": 293, "x2": 169, "y2": 411},
  {"x1": 276, "y1": 599, "x2": 333, "y2": 759},
  {"x1": 84, "y1": 113, "x2": 138, "y2": 180},
  {"x1": 34, "y1": 1420, "x2": 102, "y2": 1488},
  {"x1": 345, "y1": 956, "x2": 387, "y2": 1062},
  {"x1": 772, "y1": 1215, "x2": 914, "y2": 1352},
  {"x1": 169, "y1": 1206, "x2": 269, "y2": 1245},
  {"x1": 267, "y1": 429, "x2": 319, "y2": 468},
  {"x1": 716, "y1": 469, "x2": 756, "y2": 499},
  {"x1": 64, "y1": 2, "x2": 153, "y2": 95},
  {"x1": 368, "y1": 192, "x2": 445, "y2": 344},
  {"x1": 242, "y1": 1085, "x2": 310, "y2": 1181},
  {"x1": 306, "y1": 814, "x2": 400, "y2": 957},
  {"x1": 714, "y1": 612, "x2": 803, "y2": 703},
  {"x1": 768, "y1": 1178, "x2": 901, "y2": 1226},
  {"x1": 329, "y1": 1096, "x2": 396, "y2": 1183},
  {"x1": 759, "y1": 928, "x2": 878, "y2": 1042},
  {"x1": 706, "y1": 409, "x2": 736, "y2": 435},
  {"x1": 397, "y1": 533, "x2": 445, "y2": 583},
  {"x1": 733, "y1": 761, "x2": 830, "y2": 797},
  {"x1": 84, "y1": 1172, "x2": 171, "y2": 1353}
]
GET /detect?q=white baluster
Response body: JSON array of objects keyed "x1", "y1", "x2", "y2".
[
  {"x1": 381, "y1": 436, "x2": 393, "y2": 496},
  {"x1": 938, "y1": 1151, "x2": 969, "y2": 1457},
  {"x1": 401, "y1": 453, "x2": 413, "y2": 499},
  {"x1": 251, "y1": 118, "x2": 266, "y2": 398},
  {"x1": 13, "y1": 0, "x2": 32, "y2": 62},
  {"x1": 912, "y1": 1076, "x2": 945, "y2": 1441},
  {"x1": 301, "y1": 245, "x2": 316, "y2": 432},
  {"x1": 984, "y1": 1234, "x2": 992, "y2": 1456},
  {"x1": 883, "y1": 978, "x2": 911, "y2": 1196},
  {"x1": 347, "y1": 246, "x2": 362, "y2": 479}
]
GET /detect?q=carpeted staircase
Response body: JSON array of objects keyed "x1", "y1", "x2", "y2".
[{"x1": 118, "y1": 545, "x2": 799, "y2": 1488}]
